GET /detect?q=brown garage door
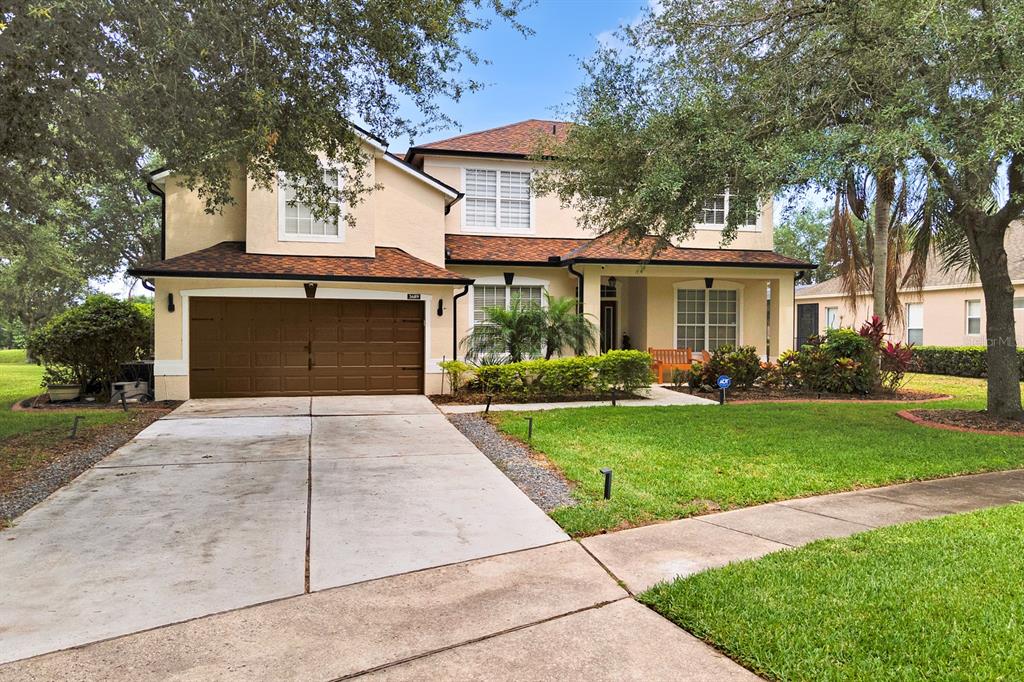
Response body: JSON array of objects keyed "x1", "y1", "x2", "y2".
[{"x1": 189, "y1": 297, "x2": 424, "y2": 398}]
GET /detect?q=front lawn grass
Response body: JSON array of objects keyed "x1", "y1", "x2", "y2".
[
  {"x1": 640, "y1": 503, "x2": 1024, "y2": 681},
  {"x1": 495, "y1": 373, "x2": 1024, "y2": 536},
  {"x1": 0, "y1": 356, "x2": 133, "y2": 489}
]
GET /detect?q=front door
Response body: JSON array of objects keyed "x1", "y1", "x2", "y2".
[
  {"x1": 600, "y1": 300, "x2": 617, "y2": 353},
  {"x1": 796, "y1": 303, "x2": 819, "y2": 349}
]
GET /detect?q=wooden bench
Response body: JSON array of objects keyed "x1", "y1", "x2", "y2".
[{"x1": 648, "y1": 347, "x2": 710, "y2": 383}]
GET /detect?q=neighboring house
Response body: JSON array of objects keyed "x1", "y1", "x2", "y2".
[
  {"x1": 131, "y1": 119, "x2": 813, "y2": 400},
  {"x1": 795, "y1": 222, "x2": 1024, "y2": 347}
]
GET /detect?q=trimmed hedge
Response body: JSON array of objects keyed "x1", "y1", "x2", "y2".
[
  {"x1": 911, "y1": 346, "x2": 1024, "y2": 378},
  {"x1": 450, "y1": 350, "x2": 654, "y2": 400}
]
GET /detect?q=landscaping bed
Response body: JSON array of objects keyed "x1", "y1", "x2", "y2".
[
  {"x1": 674, "y1": 385, "x2": 948, "y2": 403},
  {"x1": 447, "y1": 413, "x2": 575, "y2": 511},
  {"x1": 430, "y1": 391, "x2": 646, "y2": 405},
  {"x1": 640, "y1": 503, "x2": 1024, "y2": 681},
  {"x1": 901, "y1": 408, "x2": 1024, "y2": 435}
]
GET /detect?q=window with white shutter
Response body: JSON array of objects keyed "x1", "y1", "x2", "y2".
[{"x1": 464, "y1": 168, "x2": 532, "y2": 231}]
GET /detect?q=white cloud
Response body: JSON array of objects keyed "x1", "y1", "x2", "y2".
[{"x1": 594, "y1": 0, "x2": 663, "y2": 51}]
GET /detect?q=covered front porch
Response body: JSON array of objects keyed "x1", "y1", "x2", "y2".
[{"x1": 578, "y1": 264, "x2": 798, "y2": 361}]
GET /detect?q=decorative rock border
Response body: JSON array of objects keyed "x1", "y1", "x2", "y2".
[{"x1": 897, "y1": 409, "x2": 1024, "y2": 437}]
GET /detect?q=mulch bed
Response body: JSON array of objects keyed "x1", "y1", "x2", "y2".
[
  {"x1": 669, "y1": 385, "x2": 950, "y2": 403},
  {"x1": 14, "y1": 394, "x2": 179, "y2": 411},
  {"x1": 429, "y1": 392, "x2": 645, "y2": 406},
  {"x1": 0, "y1": 407, "x2": 174, "y2": 525},
  {"x1": 899, "y1": 409, "x2": 1024, "y2": 436}
]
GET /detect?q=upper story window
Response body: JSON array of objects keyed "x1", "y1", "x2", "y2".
[
  {"x1": 464, "y1": 169, "x2": 532, "y2": 232},
  {"x1": 701, "y1": 190, "x2": 758, "y2": 229},
  {"x1": 278, "y1": 169, "x2": 343, "y2": 242},
  {"x1": 966, "y1": 300, "x2": 982, "y2": 335}
]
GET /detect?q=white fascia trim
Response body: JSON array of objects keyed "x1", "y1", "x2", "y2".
[{"x1": 380, "y1": 153, "x2": 460, "y2": 199}]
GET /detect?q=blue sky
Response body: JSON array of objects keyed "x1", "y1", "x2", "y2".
[{"x1": 390, "y1": 0, "x2": 649, "y2": 152}]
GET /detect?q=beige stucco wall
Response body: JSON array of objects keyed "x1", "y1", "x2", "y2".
[
  {"x1": 420, "y1": 153, "x2": 774, "y2": 249},
  {"x1": 164, "y1": 171, "x2": 247, "y2": 258},
  {"x1": 373, "y1": 159, "x2": 449, "y2": 266},
  {"x1": 797, "y1": 283, "x2": 1024, "y2": 346},
  {"x1": 162, "y1": 144, "x2": 453, "y2": 264},
  {"x1": 152, "y1": 276, "x2": 462, "y2": 400}
]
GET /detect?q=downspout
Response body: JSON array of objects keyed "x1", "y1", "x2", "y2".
[
  {"x1": 146, "y1": 178, "x2": 167, "y2": 260},
  {"x1": 452, "y1": 284, "x2": 471, "y2": 360},
  {"x1": 566, "y1": 262, "x2": 584, "y2": 314}
]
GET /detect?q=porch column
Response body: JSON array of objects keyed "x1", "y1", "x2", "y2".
[
  {"x1": 580, "y1": 266, "x2": 602, "y2": 351},
  {"x1": 768, "y1": 275, "x2": 796, "y2": 358}
]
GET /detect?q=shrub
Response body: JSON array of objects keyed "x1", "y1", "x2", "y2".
[
  {"x1": 438, "y1": 359, "x2": 473, "y2": 395},
  {"x1": 912, "y1": 346, "x2": 1024, "y2": 378},
  {"x1": 880, "y1": 341, "x2": 914, "y2": 390},
  {"x1": 594, "y1": 350, "x2": 655, "y2": 394},
  {"x1": 27, "y1": 294, "x2": 152, "y2": 398},
  {"x1": 685, "y1": 345, "x2": 764, "y2": 390},
  {"x1": 467, "y1": 351, "x2": 653, "y2": 400}
]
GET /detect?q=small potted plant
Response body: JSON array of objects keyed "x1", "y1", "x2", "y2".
[{"x1": 42, "y1": 366, "x2": 81, "y2": 402}]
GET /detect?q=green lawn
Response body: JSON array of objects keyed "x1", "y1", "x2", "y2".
[
  {"x1": 0, "y1": 350, "x2": 133, "y2": 485},
  {"x1": 640, "y1": 503, "x2": 1024, "y2": 681},
  {"x1": 495, "y1": 373, "x2": 1024, "y2": 536}
]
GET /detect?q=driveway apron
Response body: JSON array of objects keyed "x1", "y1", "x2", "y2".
[{"x1": 0, "y1": 395, "x2": 566, "y2": 664}]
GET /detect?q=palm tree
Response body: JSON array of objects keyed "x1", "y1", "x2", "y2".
[
  {"x1": 462, "y1": 296, "x2": 544, "y2": 363},
  {"x1": 541, "y1": 294, "x2": 598, "y2": 359}
]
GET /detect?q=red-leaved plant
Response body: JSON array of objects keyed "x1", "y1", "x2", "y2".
[{"x1": 858, "y1": 315, "x2": 915, "y2": 390}]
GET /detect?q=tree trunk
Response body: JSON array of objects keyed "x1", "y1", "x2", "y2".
[
  {"x1": 871, "y1": 168, "x2": 896, "y2": 320},
  {"x1": 968, "y1": 223, "x2": 1023, "y2": 419}
]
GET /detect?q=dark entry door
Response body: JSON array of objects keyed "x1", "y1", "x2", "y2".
[
  {"x1": 189, "y1": 297, "x2": 424, "y2": 398},
  {"x1": 600, "y1": 300, "x2": 617, "y2": 353},
  {"x1": 796, "y1": 303, "x2": 819, "y2": 349}
]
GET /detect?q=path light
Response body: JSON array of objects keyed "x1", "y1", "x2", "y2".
[
  {"x1": 610, "y1": 388, "x2": 617, "y2": 406},
  {"x1": 525, "y1": 416, "x2": 534, "y2": 441},
  {"x1": 600, "y1": 467, "x2": 613, "y2": 500},
  {"x1": 485, "y1": 394, "x2": 493, "y2": 414},
  {"x1": 69, "y1": 415, "x2": 84, "y2": 439}
]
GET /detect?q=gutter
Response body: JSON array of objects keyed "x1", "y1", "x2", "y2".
[
  {"x1": 567, "y1": 263, "x2": 584, "y2": 314},
  {"x1": 146, "y1": 177, "x2": 167, "y2": 261},
  {"x1": 452, "y1": 284, "x2": 471, "y2": 360}
]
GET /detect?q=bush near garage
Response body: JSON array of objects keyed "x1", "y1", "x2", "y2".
[
  {"x1": 27, "y1": 294, "x2": 152, "y2": 398},
  {"x1": 912, "y1": 346, "x2": 1024, "y2": 378},
  {"x1": 447, "y1": 350, "x2": 654, "y2": 401}
]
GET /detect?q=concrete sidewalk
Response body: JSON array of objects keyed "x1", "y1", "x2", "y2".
[
  {"x1": 438, "y1": 384, "x2": 716, "y2": 413},
  {"x1": 582, "y1": 468, "x2": 1024, "y2": 593}
]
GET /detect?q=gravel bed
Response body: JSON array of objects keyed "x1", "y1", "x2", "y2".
[
  {"x1": 0, "y1": 412, "x2": 166, "y2": 524},
  {"x1": 448, "y1": 413, "x2": 576, "y2": 512}
]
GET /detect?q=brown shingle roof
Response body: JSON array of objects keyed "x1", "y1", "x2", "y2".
[
  {"x1": 130, "y1": 242, "x2": 473, "y2": 284},
  {"x1": 445, "y1": 233, "x2": 814, "y2": 269},
  {"x1": 565, "y1": 232, "x2": 814, "y2": 268},
  {"x1": 446, "y1": 234, "x2": 589, "y2": 265},
  {"x1": 797, "y1": 221, "x2": 1024, "y2": 297},
  {"x1": 408, "y1": 119, "x2": 571, "y2": 160}
]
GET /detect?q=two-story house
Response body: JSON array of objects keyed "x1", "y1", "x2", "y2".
[{"x1": 132, "y1": 119, "x2": 813, "y2": 400}]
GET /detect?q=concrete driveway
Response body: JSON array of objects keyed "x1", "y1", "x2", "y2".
[{"x1": 0, "y1": 396, "x2": 566, "y2": 664}]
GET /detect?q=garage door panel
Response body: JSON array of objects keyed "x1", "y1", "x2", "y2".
[{"x1": 189, "y1": 297, "x2": 424, "y2": 398}]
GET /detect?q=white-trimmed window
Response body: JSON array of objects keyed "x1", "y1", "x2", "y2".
[
  {"x1": 966, "y1": 300, "x2": 982, "y2": 335},
  {"x1": 464, "y1": 169, "x2": 532, "y2": 231},
  {"x1": 278, "y1": 169, "x2": 343, "y2": 242},
  {"x1": 825, "y1": 306, "x2": 839, "y2": 330},
  {"x1": 906, "y1": 303, "x2": 924, "y2": 345},
  {"x1": 676, "y1": 289, "x2": 738, "y2": 352},
  {"x1": 700, "y1": 190, "x2": 758, "y2": 228},
  {"x1": 472, "y1": 285, "x2": 544, "y2": 325}
]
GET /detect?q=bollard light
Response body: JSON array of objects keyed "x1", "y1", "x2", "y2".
[
  {"x1": 526, "y1": 416, "x2": 534, "y2": 441},
  {"x1": 610, "y1": 388, "x2": 617, "y2": 406},
  {"x1": 600, "y1": 467, "x2": 613, "y2": 500},
  {"x1": 485, "y1": 394, "x2": 493, "y2": 414},
  {"x1": 69, "y1": 415, "x2": 84, "y2": 439}
]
